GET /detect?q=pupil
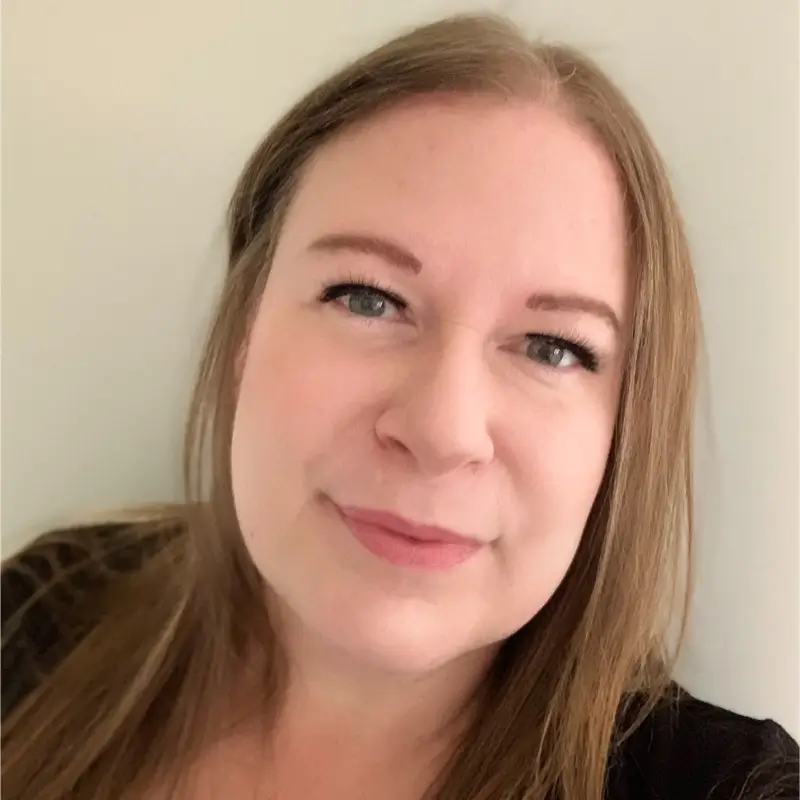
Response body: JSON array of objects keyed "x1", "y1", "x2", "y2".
[
  {"x1": 548, "y1": 345, "x2": 564, "y2": 365},
  {"x1": 529, "y1": 338, "x2": 564, "y2": 365},
  {"x1": 350, "y1": 289, "x2": 385, "y2": 317}
]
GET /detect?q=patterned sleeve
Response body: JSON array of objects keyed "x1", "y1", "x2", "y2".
[{"x1": 1, "y1": 522, "x2": 172, "y2": 719}]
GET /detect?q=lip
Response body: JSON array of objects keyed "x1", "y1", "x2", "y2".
[{"x1": 333, "y1": 504, "x2": 483, "y2": 570}]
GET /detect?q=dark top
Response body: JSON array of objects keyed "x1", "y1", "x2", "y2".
[{"x1": 2, "y1": 523, "x2": 798, "y2": 799}]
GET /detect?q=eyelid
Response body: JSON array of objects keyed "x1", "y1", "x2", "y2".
[{"x1": 322, "y1": 271, "x2": 405, "y2": 297}]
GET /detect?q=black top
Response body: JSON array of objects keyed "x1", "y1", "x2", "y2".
[{"x1": 2, "y1": 523, "x2": 798, "y2": 799}]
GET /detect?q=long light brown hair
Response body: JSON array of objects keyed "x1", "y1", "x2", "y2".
[{"x1": 2, "y1": 13, "x2": 699, "y2": 800}]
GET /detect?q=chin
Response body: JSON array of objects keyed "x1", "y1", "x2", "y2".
[
  {"x1": 285, "y1": 579, "x2": 483, "y2": 675},
  {"x1": 246, "y1": 495, "x2": 500, "y2": 675},
  {"x1": 337, "y1": 608, "x2": 463, "y2": 674}
]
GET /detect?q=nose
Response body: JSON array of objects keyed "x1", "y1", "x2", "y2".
[{"x1": 374, "y1": 339, "x2": 495, "y2": 477}]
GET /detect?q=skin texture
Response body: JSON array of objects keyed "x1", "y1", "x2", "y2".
[{"x1": 224, "y1": 96, "x2": 629, "y2": 797}]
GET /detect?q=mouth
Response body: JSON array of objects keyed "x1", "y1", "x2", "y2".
[{"x1": 328, "y1": 500, "x2": 483, "y2": 570}]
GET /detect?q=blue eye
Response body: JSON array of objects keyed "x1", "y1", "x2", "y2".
[
  {"x1": 319, "y1": 282, "x2": 600, "y2": 372},
  {"x1": 319, "y1": 281, "x2": 406, "y2": 319},
  {"x1": 525, "y1": 334, "x2": 599, "y2": 372}
]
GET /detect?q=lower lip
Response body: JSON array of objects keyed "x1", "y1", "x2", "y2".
[{"x1": 339, "y1": 514, "x2": 481, "y2": 570}]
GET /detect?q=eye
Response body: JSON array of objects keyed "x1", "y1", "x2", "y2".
[
  {"x1": 319, "y1": 281, "x2": 406, "y2": 320},
  {"x1": 525, "y1": 334, "x2": 599, "y2": 372}
]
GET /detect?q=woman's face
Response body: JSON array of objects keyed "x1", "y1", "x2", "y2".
[{"x1": 231, "y1": 97, "x2": 628, "y2": 675}]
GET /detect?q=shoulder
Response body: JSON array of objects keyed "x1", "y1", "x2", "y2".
[
  {"x1": 1, "y1": 516, "x2": 181, "y2": 719},
  {"x1": 610, "y1": 686, "x2": 799, "y2": 799}
]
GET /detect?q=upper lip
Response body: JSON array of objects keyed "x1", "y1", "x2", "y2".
[{"x1": 337, "y1": 505, "x2": 481, "y2": 546}]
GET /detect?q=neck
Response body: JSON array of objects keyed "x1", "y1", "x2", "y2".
[
  {"x1": 285, "y1": 635, "x2": 489, "y2": 744},
  {"x1": 266, "y1": 606, "x2": 495, "y2": 796}
]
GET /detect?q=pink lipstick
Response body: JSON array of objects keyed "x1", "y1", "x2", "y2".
[{"x1": 336, "y1": 505, "x2": 482, "y2": 569}]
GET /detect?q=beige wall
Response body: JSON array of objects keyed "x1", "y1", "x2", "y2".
[{"x1": 3, "y1": 1, "x2": 798, "y2": 736}]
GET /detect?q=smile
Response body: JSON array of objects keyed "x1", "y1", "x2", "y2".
[{"x1": 330, "y1": 502, "x2": 483, "y2": 570}]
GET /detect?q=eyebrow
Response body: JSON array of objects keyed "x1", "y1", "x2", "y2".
[
  {"x1": 526, "y1": 292, "x2": 621, "y2": 335},
  {"x1": 307, "y1": 232, "x2": 422, "y2": 274},
  {"x1": 307, "y1": 231, "x2": 621, "y2": 334}
]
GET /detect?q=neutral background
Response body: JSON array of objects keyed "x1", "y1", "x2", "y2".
[{"x1": 3, "y1": 0, "x2": 798, "y2": 736}]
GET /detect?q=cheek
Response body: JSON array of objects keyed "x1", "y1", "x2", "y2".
[
  {"x1": 507, "y1": 377, "x2": 617, "y2": 509},
  {"x1": 493, "y1": 390, "x2": 616, "y2": 627},
  {"x1": 230, "y1": 316, "x2": 324, "y2": 541},
  {"x1": 230, "y1": 308, "x2": 379, "y2": 528},
  {"x1": 540, "y1": 403, "x2": 613, "y2": 501},
  {"x1": 235, "y1": 316, "x2": 343, "y2": 456}
]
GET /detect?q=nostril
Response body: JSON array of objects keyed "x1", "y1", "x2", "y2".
[{"x1": 376, "y1": 428, "x2": 413, "y2": 458}]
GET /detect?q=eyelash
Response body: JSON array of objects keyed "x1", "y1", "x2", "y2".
[
  {"x1": 533, "y1": 333, "x2": 599, "y2": 373},
  {"x1": 319, "y1": 274, "x2": 408, "y2": 312},
  {"x1": 317, "y1": 275, "x2": 601, "y2": 373}
]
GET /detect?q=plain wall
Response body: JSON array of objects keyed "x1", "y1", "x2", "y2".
[{"x1": 3, "y1": 0, "x2": 798, "y2": 736}]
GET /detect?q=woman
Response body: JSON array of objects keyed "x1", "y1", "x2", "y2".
[{"x1": 2, "y1": 12, "x2": 797, "y2": 800}]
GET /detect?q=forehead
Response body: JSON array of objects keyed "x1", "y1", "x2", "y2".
[{"x1": 281, "y1": 96, "x2": 627, "y2": 313}]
